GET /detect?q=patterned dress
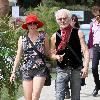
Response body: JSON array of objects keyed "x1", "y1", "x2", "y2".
[{"x1": 20, "y1": 32, "x2": 48, "y2": 80}]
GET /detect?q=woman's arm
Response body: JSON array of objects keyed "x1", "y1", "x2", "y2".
[
  {"x1": 12, "y1": 36, "x2": 23, "y2": 73},
  {"x1": 44, "y1": 33, "x2": 51, "y2": 58},
  {"x1": 50, "y1": 33, "x2": 58, "y2": 60}
]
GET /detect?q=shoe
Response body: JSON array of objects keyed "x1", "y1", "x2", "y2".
[
  {"x1": 65, "y1": 90, "x2": 70, "y2": 99},
  {"x1": 92, "y1": 88, "x2": 99, "y2": 97},
  {"x1": 81, "y1": 78, "x2": 86, "y2": 86}
]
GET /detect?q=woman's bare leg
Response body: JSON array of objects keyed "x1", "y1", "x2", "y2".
[
  {"x1": 23, "y1": 80, "x2": 33, "y2": 100},
  {"x1": 32, "y1": 76, "x2": 46, "y2": 100}
]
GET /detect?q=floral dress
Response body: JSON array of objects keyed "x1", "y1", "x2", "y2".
[{"x1": 20, "y1": 32, "x2": 48, "y2": 80}]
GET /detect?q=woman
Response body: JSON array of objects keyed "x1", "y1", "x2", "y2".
[
  {"x1": 10, "y1": 14, "x2": 50, "y2": 100},
  {"x1": 71, "y1": 14, "x2": 87, "y2": 86},
  {"x1": 88, "y1": 5, "x2": 100, "y2": 59}
]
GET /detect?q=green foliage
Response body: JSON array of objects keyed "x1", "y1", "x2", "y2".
[
  {"x1": 41, "y1": 0, "x2": 94, "y2": 10},
  {"x1": 41, "y1": 0, "x2": 66, "y2": 8},
  {"x1": 65, "y1": 4, "x2": 91, "y2": 11},
  {"x1": 0, "y1": 16, "x2": 22, "y2": 100},
  {"x1": 42, "y1": 0, "x2": 99, "y2": 7},
  {"x1": 87, "y1": 0, "x2": 94, "y2": 6}
]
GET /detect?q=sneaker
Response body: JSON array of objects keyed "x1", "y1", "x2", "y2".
[{"x1": 92, "y1": 88, "x2": 99, "y2": 97}]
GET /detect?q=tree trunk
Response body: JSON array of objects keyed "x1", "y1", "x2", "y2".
[{"x1": 0, "y1": 0, "x2": 9, "y2": 18}]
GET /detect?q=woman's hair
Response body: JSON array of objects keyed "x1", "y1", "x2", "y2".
[
  {"x1": 91, "y1": 5, "x2": 100, "y2": 15},
  {"x1": 71, "y1": 14, "x2": 80, "y2": 28},
  {"x1": 96, "y1": 15, "x2": 100, "y2": 22}
]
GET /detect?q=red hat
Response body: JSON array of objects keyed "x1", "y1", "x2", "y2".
[{"x1": 22, "y1": 15, "x2": 44, "y2": 30}]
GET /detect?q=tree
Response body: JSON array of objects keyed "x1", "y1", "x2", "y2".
[
  {"x1": 0, "y1": 0, "x2": 9, "y2": 18},
  {"x1": 93, "y1": 0, "x2": 100, "y2": 4},
  {"x1": 0, "y1": 16, "x2": 23, "y2": 100},
  {"x1": 17, "y1": 0, "x2": 41, "y2": 8}
]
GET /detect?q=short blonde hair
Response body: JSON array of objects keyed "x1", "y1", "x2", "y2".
[{"x1": 55, "y1": 9, "x2": 72, "y2": 20}]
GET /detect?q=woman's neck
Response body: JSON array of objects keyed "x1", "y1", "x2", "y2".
[{"x1": 28, "y1": 30, "x2": 39, "y2": 37}]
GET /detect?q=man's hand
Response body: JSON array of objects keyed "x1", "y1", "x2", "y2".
[{"x1": 81, "y1": 67, "x2": 88, "y2": 78}]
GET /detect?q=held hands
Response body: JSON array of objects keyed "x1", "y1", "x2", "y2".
[
  {"x1": 51, "y1": 49, "x2": 65, "y2": 62},
  {"x1": 81, "y1": 67, "x2": 88, "y2": 78},
  {"x1": 10, "y1": 72, "x2": 16, "y2": 84},
  {"x1": 56, "y1": 53, "x2": 65, "y2": 62}
]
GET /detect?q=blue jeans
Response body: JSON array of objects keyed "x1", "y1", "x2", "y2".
[{"x1": 56, "y1": 66, "x2": 81, "y2": 100}]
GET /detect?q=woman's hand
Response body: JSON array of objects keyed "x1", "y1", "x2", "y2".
[{"x1": 10, "y1": 73, "x2": 16, "y2": 84}]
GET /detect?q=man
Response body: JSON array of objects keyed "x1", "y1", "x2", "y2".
[
  {"x1": 88, "y1": 5, "x2": 100, "y2": 97},
  {"x1": 51, "y1": 9, "x2": 89, "y2": 100}
]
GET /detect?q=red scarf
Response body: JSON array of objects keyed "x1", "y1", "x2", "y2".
[{"x1": 57, "y1": 24, "x2": 72, "y2": 51}]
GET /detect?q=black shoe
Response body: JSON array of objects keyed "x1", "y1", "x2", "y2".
[
  {"x1": 92, "y1": 88, "x2": 99, "y2": 97},
  {"x1": 81, "y1": 78, "x2": 86, "y2": 86}
]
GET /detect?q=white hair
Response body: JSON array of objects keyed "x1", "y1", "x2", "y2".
[{"x1": 55, "y1": 9, "x2": 72, "y2": 20}]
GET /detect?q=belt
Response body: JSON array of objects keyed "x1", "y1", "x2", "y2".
[{"x1": 93, "y1": 44, "x2": 100, "y2": 47}]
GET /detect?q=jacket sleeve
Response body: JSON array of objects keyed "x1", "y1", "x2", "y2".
[{"x1": 88, "y1": 23, "x2": 93, "y2": 49}]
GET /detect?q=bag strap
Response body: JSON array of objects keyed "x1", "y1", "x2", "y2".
[
  {"x1": 26, "y1": 35, "x2": 46, "y2": 64},
  {"x1": 56, "y1": 32, "x2": 82, "y2": 65},
  {"x1": 67, "y1": 44, "x2": 82, "y2": 65}
]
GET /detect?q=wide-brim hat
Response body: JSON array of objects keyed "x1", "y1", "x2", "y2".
[{"x1": 22, "y1": 15, "x2": 44, "y2": 30}]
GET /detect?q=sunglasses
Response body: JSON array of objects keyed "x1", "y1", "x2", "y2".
[
  {"x1": 71, "y1": 19, "x2": 77, "y2": 22},
  {"x1": 57, "y1": 17, "x2": 70, "y2": 22},
  {"x1": 27, "y1": 22, "x2": 37, "y2": 26}
]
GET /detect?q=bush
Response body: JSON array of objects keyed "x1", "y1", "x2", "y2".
[{"x1": 0, "y1": 16, "x2": 23, "y2": 100}]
